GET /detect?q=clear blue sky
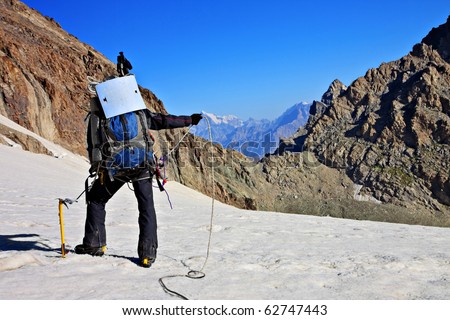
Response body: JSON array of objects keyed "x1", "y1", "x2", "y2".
[{"x1": 21, "y1": 0, "x2": 449, "y2": 120}]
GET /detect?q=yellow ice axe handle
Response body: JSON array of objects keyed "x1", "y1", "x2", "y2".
[{"x1": 58, "y1": 200, "x2": 66, "y2": 258}]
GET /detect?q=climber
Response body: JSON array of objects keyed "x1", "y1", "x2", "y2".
[
  {"x1": 75, "y1": 71, "x2": 203, "y2": 268},
  {"x1": 117, "y1": 51, "x2": 133, "y2": 76}
]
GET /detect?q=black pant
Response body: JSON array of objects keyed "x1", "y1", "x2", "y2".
[{"x1": 83, "y1": 172, "x2": 158, "y2": 259}]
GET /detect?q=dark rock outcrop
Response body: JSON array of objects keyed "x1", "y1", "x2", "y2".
[{"x1": 282, "y1": 16, "x2": 450, "y2": 215}]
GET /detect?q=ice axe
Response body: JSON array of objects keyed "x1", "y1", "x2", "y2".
[{"x1": 57, "y1": 198, "x2": 76, "y2": 258}]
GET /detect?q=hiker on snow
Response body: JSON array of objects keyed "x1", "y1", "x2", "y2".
[{"x1": 75, "y1": 53, "x2": 202, "y2": 268}]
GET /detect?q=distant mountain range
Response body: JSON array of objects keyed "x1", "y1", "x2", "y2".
[{"x1": 191, "y1": 102, "x2": 311, "y2": 158}]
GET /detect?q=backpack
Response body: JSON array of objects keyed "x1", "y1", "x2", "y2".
[{"x1": 86, "y1": 76, "x2": 155, "y2": 181}]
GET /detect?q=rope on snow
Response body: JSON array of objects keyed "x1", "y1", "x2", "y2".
[{"x1": 158, "y1": 113, "x2": 216, "y2": 300}]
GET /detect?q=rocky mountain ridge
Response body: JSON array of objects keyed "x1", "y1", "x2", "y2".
[{"x1": 280, "y1": 16, "x2": 450, "y2": 214}]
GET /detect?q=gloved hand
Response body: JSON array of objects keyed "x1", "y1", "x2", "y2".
[{"x1": 191, "y1": 113, "x2": 203, "y2": 125}]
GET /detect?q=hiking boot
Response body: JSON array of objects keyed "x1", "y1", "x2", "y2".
[
  {"x1": 74, "y1": 244, "x2": 106, "y2": 256},
  {"x1": 141, "y1": 257, "x2": 155, "y2": 268}
]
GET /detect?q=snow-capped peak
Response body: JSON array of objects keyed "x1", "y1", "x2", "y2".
[{"x1": 201, "y1": 111, "x2": 242, "y2": 126}]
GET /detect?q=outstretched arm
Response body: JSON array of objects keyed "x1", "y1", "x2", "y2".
[{"x1": 145, "y1": 110, "x2": 202, "y2": 130}]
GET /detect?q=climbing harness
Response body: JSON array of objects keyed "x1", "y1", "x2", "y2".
[
  {"x1": 158, "y1": 114, "x2": 216, "y2": 300},
  {"x1": 155, "y1": 124, "x2": 193, "y2": 208}
]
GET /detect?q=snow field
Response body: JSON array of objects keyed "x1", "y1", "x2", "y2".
[{"x1": 0, "y1": 144, "x2": 449, "y2": 300}]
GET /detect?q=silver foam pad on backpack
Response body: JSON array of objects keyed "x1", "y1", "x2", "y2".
[{"x1": 95, "y1": 75, "x2": 147, "y2": 118}]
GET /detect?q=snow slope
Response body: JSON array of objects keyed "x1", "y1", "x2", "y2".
[{"x1": 0, "y1": 143, "x2": 449, "y2": 300}]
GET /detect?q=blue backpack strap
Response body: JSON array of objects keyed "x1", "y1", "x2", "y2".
[{"x1": 136, "y1": 110, "x2": 153, "y2": 165}]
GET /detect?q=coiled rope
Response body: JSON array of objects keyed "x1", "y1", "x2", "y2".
[
  {"x1": 87, "y1": 76, "x2": 100, "y2": 94},
  {"x1": 158, "y1": 114, "x2": 216, "y2": 300}
]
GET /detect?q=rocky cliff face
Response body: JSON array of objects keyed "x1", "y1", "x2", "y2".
[
  {"x1": 0, "y1": 0, "x2": 164, "y2": 155},
  {"x1": 281, "y1": 16, "x2": 450, "y2": 215}
]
